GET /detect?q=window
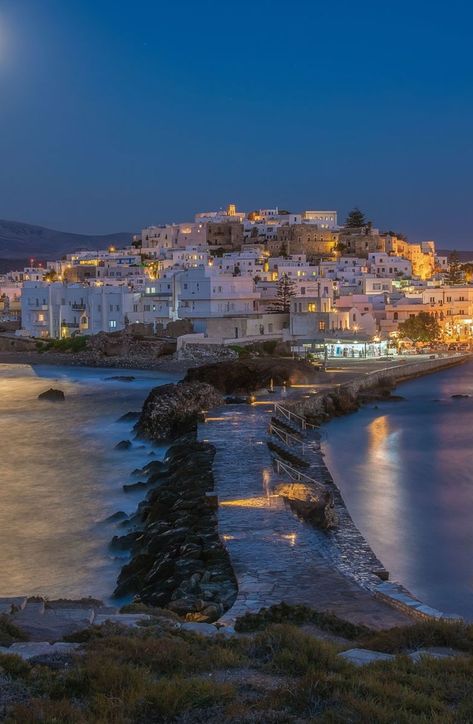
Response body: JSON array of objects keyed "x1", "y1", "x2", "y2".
[
  {"x1": 318, "y1": 320, "x2": 326, "y2": 331},
  {"x1": 307, "y1": 303, "x2": 317, "y2": 312},
  {"x1": 109, "y1": 320, "x2": 117, "y2": 328}
]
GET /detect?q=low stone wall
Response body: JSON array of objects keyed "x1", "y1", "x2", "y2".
[{"x1": 286, "y1": 355, "x2": 470, "y2": 420}]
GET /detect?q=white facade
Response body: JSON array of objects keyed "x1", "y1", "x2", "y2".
[
  {"x1": 21, "y1": 282, "x2": 138, "y2": 338},
  {"x1": 177, "y1": 268, "x2": 260, "y2": 332}
]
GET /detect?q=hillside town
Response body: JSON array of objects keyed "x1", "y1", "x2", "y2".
[{"x1": 1, "y1": 205, "x2": 472, "y2": 360}]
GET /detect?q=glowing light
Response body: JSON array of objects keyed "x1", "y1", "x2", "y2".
[{"x1": 220, "y1": 496, "x2": 278, "y2": 508}]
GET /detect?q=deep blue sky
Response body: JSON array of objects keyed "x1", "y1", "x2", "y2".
[{"x1": 0, "y1": 0, "x2": 472, "y2": 247}]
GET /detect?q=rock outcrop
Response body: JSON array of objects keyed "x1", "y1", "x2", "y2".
[
  {"x1": 185, "y1": 358, "x2": 319, "y2": 394},
  {"x1": 275, "y1": 483, "x2": 338, "y2": 529},
  {"x1": 38, "y1": 388, "x2": 65, "y2": 402},
  {"x1": 135, "y1": 382, "x2": 223, "y2": 441},
  {"x1": 113, "y1": 441, "x2": 237, "y2": 622}
]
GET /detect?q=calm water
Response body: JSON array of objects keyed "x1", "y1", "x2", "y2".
[
  {"x1": 323, "y1": 360, "x2": 473, "y2": 620},
  {"x1": 0, "y1": 364, "x2": 178, "y2": 601}
]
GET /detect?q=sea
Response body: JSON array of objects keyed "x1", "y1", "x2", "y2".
[
  {"x1": 0, "y1": 364, "x2": 179, "y2": 602},
  {"x1": 323, "y1": 359, "x2": 473, "y2": 620}
]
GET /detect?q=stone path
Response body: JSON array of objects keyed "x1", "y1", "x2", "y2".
[{"x1": 199, "y1": 405, "x2": 412, "y2": 630}]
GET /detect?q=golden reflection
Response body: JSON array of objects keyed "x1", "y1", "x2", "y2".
[
  {"x1": 220, "y1": 496, "x2": 278, "y2": 508},
  {"x1": 281, "y1": 533, "x2": 297, "y2": 545},
  {"x1": 368, "y1": 415, "x2": 389, "y2": 453}
]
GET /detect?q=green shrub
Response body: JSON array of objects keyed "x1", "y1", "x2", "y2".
[
  {"x1": 235, "y1": 602, "x2": 371, "y2": 639},
  {"x1": 0, "y1": 653, "x2": 30, "y2": 678},
  {"x1": 42, "y1": 336, "x2": 88, "y2": 353},
  {"x1": 0, "y1": 615, "x2": 29, "y2": 646},
  {"x1": 362, "y1": 620, "x2": 473, "y2": 655}
]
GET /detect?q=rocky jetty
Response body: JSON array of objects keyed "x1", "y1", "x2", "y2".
[
  {"x1": 113, "y1": 441, "x2": 237, "y2": 622},
  {"x1": 135, "y1": 382, "x2": 223, "y2": 441},
  {"x1": 37, "y1": 388, "x2": 65, "y2": 402},
  {"x1": 184, "y1": 357, "x2": 319, "y2": 394}
]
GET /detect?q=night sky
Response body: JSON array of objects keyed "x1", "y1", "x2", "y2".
[{"x1": 0, "y1": 0, "x2": 472, "y2": 246}]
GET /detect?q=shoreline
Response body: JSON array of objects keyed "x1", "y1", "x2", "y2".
[
  {"x1": 0, "y1": 350, "x2": 192, "y2": 375},
  {"x1": 284, "y1": 353, "x2": 471, "y2": 622}
]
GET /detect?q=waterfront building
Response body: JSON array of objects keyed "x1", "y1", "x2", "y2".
[{"x1": 20, "y1": 282, "x2": 138, "y2": 338}]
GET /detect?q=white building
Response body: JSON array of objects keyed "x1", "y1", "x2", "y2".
[
  {"x1": 20, "y1": 282, "x2": 138, "y2": 338},
  {"x1": 177, "y1": 267, "x2": 260, "y2": 332}
]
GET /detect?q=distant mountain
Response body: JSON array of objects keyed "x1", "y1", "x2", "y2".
[{"x1": 0, "y1": 220, "x2": 135, "y2": 260}]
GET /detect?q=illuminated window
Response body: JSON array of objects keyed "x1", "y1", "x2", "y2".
[{"x1": 308, "y1": 303, "x2": 317, "y2": 312}]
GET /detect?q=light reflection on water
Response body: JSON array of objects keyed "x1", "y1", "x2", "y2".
[
  {"x1": 0, "y1": 364, "x2": 177, "y2": 601},
  {"x1": 324, "y1": 360, "x2": 473, "y2": 620}
]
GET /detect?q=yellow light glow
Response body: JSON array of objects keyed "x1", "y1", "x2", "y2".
[{"x1": 220, "y1": 496, "x2": 278, "y2": 508}]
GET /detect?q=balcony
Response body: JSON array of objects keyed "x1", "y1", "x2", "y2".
[{"x1": 71, "y1": 303, "x2": 86, "y2": 311}]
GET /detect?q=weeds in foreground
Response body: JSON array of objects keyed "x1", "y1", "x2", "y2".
[{"x1": 4, "y1": 614, "x2": 473, "y2": 722}]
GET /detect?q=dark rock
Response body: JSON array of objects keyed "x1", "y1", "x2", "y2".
[
  {"x1": 38, "y1": 388, "x2": 65, "y2": 402},
  {"x1": 225, "y1": 396, "x2": 247, "y2": 404},
  {"x1": 123, "y1": 481, "x2": 149, "y2": 493},
  {"x1": 115, "y1": 440, "x2": 132, "y2": 450},
  {"x1": 451, "y1": 394, "x2": 470, "y2": 399},
  {"x1": 117, "y1": 411, "x2": 140, "y2": 422},
  {"x1": 185, "y1": 358, "x2": 319, "y2": 394},
  {"x1": 110, "y1": 531, "x2": 142, "y2": 551},
  {"x1": 106, "y1": 375, "x2": 136, "y2": 382},
  {"x1": 102, "y1": 511, "x2": 128, "y2": 523},
  {"x1": 135, "y1": 382, "x2": 224, "y2": 441}
]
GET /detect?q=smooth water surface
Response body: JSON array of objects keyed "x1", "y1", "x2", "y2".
[
  {"x1": 0, "y1": 364, "x2": 178, "y2": 600},
  {"x1": 323, "y1": 360, "x2": 473, "y2": 619}
]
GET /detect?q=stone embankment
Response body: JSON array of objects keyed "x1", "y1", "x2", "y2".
[{"x1": 285, "y1": 355, "x2": 469, "y2": 424}]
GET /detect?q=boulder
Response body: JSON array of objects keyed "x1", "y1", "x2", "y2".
[
  {"x1": 115, "y1": 440, "x2": 132, "y2": 450},
  {"x1": 135, "y1": 382, "x2": 224, "y2": 441},
  {"x1": 38, "y1": 388, "x2": 65, "y2": 402},
  {"x1": 117, "y1": 411, "x2": 140, "y2": 422}
]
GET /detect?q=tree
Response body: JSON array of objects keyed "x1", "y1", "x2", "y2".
[
  {"x1": 446, "y1": 251, "x2": 463, "y2": 285},
  {"x1": 344, "y1": 207, "x2": 367, "y2": 228},
  {"x1": 461, "y1": 262, "x2": 473, "y2": 283},
  {"x1": 278, "y1": 242, "x2": 288, "y2": 258},
  {"x1": 398, "y1": 312, "x2": 441, "y2": 343},
  {"x1": 270, "y1": 273, "x2": 297, "y2": 313}
]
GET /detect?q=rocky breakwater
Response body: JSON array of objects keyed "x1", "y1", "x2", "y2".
[
  {"x1": 112, "y1": 379, "x2": 237, "y2": 622},
  {"x1": 185, "y1": 357, "x2": 319, "y2": 394},
  {"x1": 113, "y1": 440, "x2": 237, "y2": 622}
]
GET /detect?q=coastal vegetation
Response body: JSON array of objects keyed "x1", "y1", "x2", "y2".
[{"x1": 3, "y1": 611, "x2": 473, "y2": 721}]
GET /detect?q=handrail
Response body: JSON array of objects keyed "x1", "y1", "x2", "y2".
[
  {"x1": 268, "y1": 422, "x2": 307, "y2": 451},
  {"x1": 274, "y1": 402, "x2": 316, "y2": 430},
  {"x1": 273, "y1": 458, "x2": 319, "y2": 485}
]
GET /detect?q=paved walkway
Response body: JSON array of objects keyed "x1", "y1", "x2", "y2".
[{"x1": 199, "y1": 405, "x2": 412, "y2": 630}]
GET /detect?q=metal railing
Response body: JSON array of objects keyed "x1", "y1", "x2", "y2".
[
  {"x1": 273, "y1": 403, "x2": 316, "y2": 430},
  {"x1": 273, "y1": 458, "x2": 319, "y2": 485},
  {"x1": 268, "y1": 422, "x2": 308, "y2": 452}
]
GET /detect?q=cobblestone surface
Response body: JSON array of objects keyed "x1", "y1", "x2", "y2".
[{"x1": 199, "y1": 405, "x2": 412, "y2": 630}]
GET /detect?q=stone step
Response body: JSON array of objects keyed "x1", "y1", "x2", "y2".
[
  {"x1": 46, "y1": 607, "x2": 95, "y2": 624},
  {"x1": 0, "y1": 641, "x2": 80, "y2": 660}
]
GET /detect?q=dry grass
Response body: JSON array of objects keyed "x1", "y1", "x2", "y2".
[{"x1": 4, "y1": 614, "x2": 473, "y2": 722}]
